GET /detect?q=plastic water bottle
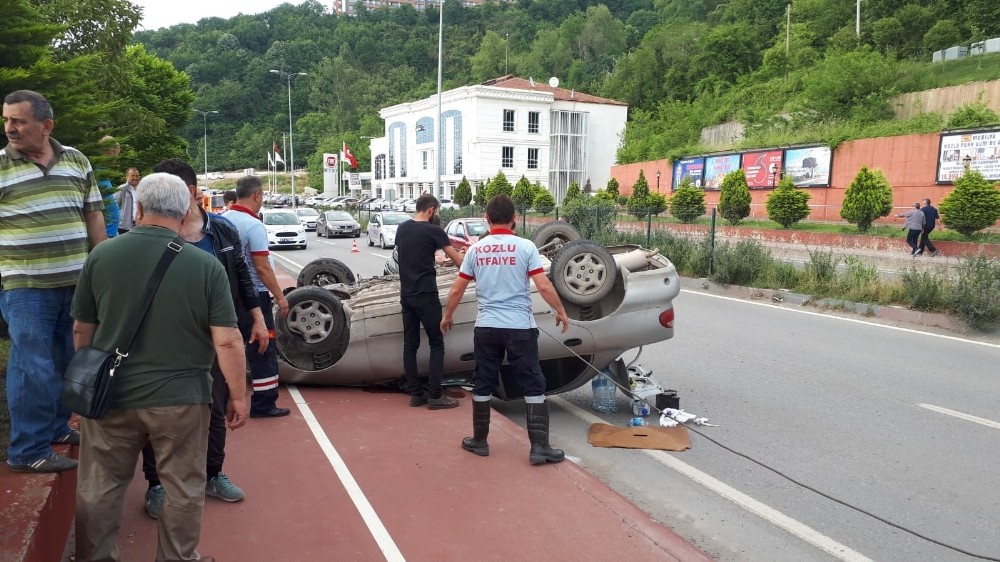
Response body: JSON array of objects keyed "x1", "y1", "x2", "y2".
[
  {"x1": 627, "y1": 417, "x2": 649, "y2": 427},
  {"x1": 631, "y1": 399, "x2": 651, "y2": 417},
  {"x1": 591, "y1": 373, "x2": 618, "y2": 413}
]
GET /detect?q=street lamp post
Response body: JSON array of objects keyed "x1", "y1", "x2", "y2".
[
  {"x1": 655, "y1": 170, "x2": 661, "y2": 193},
  {"x1": 435, "y1": 0, "x2": 444, "y2": 198},
  {"x1": 193, "y1": 109, "x2": 218, "y2": 181},
  {"x1": 270, "y1": 69, "x2": 308, "y2": 208},
  {"x1": 769, "y1": 163, "x2": 778, "y2": 187}
]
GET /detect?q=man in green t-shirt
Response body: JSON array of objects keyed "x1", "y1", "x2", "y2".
[{"x1": 71, "y1": 173, "x2": 249, "y2": 562}]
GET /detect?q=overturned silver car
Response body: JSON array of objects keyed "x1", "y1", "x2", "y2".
[{"x1": 274, "y1": 222, "x2": 680, "y2": 400}]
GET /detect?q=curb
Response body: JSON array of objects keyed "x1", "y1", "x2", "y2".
[
  {"x1": 679, "y1": 277, "x2": 990, "y2": 334},
  {"x1": 0, "y1": 443, "x2": 77, "y2": 562}
]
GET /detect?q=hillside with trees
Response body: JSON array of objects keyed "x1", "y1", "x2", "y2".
[{"x1": 5, "y1": 0, "x2": 1000, "y2": 183}]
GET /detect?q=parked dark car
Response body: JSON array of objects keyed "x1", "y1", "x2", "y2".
[{"x1": 316, "y1": 210, "x2": 361, "y2": 238}]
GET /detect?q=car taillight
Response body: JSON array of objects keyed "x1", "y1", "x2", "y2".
[{"x1": 658, "y1": 308, "x2": 674, "y2": 328}]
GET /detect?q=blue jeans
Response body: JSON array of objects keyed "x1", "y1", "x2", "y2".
[{"x1": 0, "y1": 287, "x2": 76, "y2": 464}]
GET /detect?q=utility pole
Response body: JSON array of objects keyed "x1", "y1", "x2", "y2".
[
  {"x1": 856, "y1": 0, "x2": 861, "y2": 37},
  {"x1": 505, "y1": 32, "x2": 509, "y2": 74},
  {"x1": 785, "y1": 4, "x2": 791, "y2": 81},
  {"x1": 436, "y1": 0, "x2": 444, "y2": 198}
]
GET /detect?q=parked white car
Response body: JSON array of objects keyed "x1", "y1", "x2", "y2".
[
  {"x1": 366, "y1": 211, "x2": 411, "y2": 249},
  {"x1": 294, "y1": 208, "x2": 320, "y2": 231},
  {"x1": 261, "y1": 209, "x2": 307, "y2": 250}
]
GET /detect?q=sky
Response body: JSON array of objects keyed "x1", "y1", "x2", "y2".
[{"x1": 134, "y1": 0, "x2": 308, "y2": 31}]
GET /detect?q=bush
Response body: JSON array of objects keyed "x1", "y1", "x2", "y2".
[
  {"x1": 766, "y1": 176, "x2": 811, "y2": 228},
  {"x1": 564, "y1": 181, "x2": 582, "y2": 202},
  {"x1": 805, "y1": 249, "x2": 838, "y2": 287},
  {"x1": 626, "y1": 170, "x2": 653, "y2": 218},
  {"x1": 710, "y1": 239, "x2": 772, "y2": 286},
  {"x1": 718, "y1": 169, "x2": 751, "y2": 225},
  {"x1": 946, "y1": 102, "x2": 1000, "y2": 129},
  {"x1": 669, "y1": 179, "x2": 706, "y2": 223},
  {"x1": 949, "y1": 254, "x2": 1000, "y2": 330},
  {"x1": 606, "y1": 177, "x2": 620, "y2": 197},
  {"x1": 454, "y1": 176, "x2": 473, "y2": 207},
  {"x1": 533, "y1": 190, "x2": 556, "y2": 215},
  {"x1": 900, "y1": 268, "x2": 948, "y2": 311},
  {"x1": 648, "y1": 192, "x2": 668, "y2": 215},
  {"x1": 840, "y1": 165, "x2": 893, "y2": 232},
  {"x1": 939, "y1": 169, "x2": 1000, "y2": 237},
  {"x1": 512, "y1": 175, "x2": 534, "y2": 210},
  {"x1": 617, "y1": 195, "x2": 629, "y2": 206},
  {"x1": 561, "y1": 197, "x2": 618, "y2": 239},
  {"x1": 473, "y1": 181, "x2": 488, "y2": 207}
]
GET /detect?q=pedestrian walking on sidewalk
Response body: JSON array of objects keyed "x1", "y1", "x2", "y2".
[
  {"x1": 396, "y1": 194, "x2": 464, "y2": 409},
  {"x1": 918, "y1": 198, "x2": 939, "y2": 257},
  {"x1": 896, "y1": 202, "x2": 925, "y2": 256},
  {"x1": 440, "y1": 194, "x2": 570, "y2": 465}
]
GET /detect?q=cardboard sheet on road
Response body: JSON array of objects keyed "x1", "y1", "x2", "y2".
[{"x1": 588, "y1": 422, "x2": 691, "y2": 451}]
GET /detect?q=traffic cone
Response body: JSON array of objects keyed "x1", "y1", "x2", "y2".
[{"x1": 351, "y1": 239, "x2": 359, "y2": 253}]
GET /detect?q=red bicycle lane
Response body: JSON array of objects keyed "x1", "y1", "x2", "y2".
[{"x1": 110, "y1": 384, "x2": 708, "y2": 561}]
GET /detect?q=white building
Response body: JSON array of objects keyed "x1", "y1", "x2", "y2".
[{"x1": 371, "y1": 75, "x2": 627, "y2": 204}]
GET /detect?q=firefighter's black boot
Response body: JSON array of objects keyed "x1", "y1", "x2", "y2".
[
  {"x1": 526, "y1": 402, "x2": 564, "y2": 465},
  {"x1": 461, "y1": 399, "x2": 491, "y2": 457}
]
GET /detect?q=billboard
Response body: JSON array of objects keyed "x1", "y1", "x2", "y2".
[
  {"x1": 672, "y1": 157, "x2": 705, "y2": 189},
  {"x1": 741, "y1": 150, "x2": 784, "y2": 188},
  {"x1": 937, "y1": 129, "x2": 1000, "y2": 183},
  {"x1": 784, "y1": 146, "x2": 832, "y2": 187},
  {"x1": 703, "y1": 154, "x2": 742, "y2": 190}
]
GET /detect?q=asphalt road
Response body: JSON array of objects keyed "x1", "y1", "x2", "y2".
[{"x1": 271, "y1": 230, "x2": 1000, "y2": 562}]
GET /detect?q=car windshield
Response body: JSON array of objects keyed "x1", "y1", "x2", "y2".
[
  {"x1": 263, "y1": 213, "x2": 300, "y2": 225},
  {"x1": 296, "y1": 209, "x2": 319, "y2": 217},
  {"x1": 466, "y1": 221, "x2": 488, "y2": 236},
  {"x1": 382, "y1": 213, "x2": 410, "y2": 225},
  {"x1": 327, "y1": 212, "x2": 353, "y2": 221}
]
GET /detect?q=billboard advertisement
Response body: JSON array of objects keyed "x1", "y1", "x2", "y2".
[
  {"x1": 672, "y1": 157, "x2": 705, "y2": 189},
  {"x1": 784, "y1": 146, "x2": 832, "y2": 187},
  {"x1": 703, "y1": 154, "x2": 742, "y2": 189},
  {"x1": 937, "y1": 129, "x2": 1000, "y2": 183},
  {"x1": 741, "y1": 150, "x2": 784, "y2": 188}
]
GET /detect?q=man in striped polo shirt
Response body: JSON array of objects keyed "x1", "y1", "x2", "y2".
[{"x1": 1, "y1": 90, "x2": 108, "y2": 473}]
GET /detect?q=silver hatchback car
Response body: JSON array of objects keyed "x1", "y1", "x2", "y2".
[{"x1": 274, "y1": 222, "x2": 680, "y2": 399}]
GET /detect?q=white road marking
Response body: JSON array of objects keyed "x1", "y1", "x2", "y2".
[
  {"x1": 269, "y1": 252, "x2": 305, "y2": 271},
  {"x1": 288, "y1": 385, "x2": 405, "y2": 561},
  {"x1": 918, "y1": 403, "x2": 1000, "y2": 430},
  {"x1": 373, "y1": 252, "x2": 391, "y2": 259},
  {"x1": 682, "y1": 290, "x2": 1000, "y2": 350},
  {"x1": 550, "y1": 396, "x2": 874, "y2": 562}
]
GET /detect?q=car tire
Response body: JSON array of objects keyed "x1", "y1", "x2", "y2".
[
  {"x1": 532, "y1": 220, "x2": 582, "y2": 257},
  {"x1": 354, "y1": 232, "x2": 360, "y2": 238},
  {"x1": 549, "y1": 239, "x2": 617, "y2": 306},
  {"x1": 380, "y1": 235, "x2": 388, "y2": 249},
  {"x1": 275, "y1": 286, "x2": 350, "y2": 371},
  {"x1": 297, "y1": 258, "x2": 357, "y2": 288},
  {"x1": 367, "y1": 234, "x2": 374, "y2": 247}
]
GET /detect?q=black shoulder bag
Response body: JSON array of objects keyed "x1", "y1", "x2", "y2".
[{"x1": 61, "y1": 236, "x2": 185, "y2": 420}]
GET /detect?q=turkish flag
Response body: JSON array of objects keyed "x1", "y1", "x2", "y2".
[{"x1": 343, "y1": 142, "x2": 358, "y2": 169}]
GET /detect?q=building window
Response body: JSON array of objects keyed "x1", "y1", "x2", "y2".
[
  {"x1": 422, "y1": 150, "x2": 433, "y2": 170},
  {"x1": 416, "y1": 117, "x2": 433, "y2": 144},
  {"x1": 528, "y1": 148, "x2": 539, "y2": 169},
  {"x1": 503, "y1": 109, "x2": 515, "y2": 132},
  {"x1": 502, "y1": 146, "x2": 514, "y2": 168},
  {"x1": 528, "y1": 111, "x2": 539, "y2": 133}
]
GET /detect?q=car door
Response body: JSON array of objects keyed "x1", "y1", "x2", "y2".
[
  {"x1": 368, "y1": 213, "x2": 382, "y2": 241},
  {"x1": 316, "y1": 212, "x2": 328, "y2": 235}
]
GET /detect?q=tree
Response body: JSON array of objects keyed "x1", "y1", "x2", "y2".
[
  {"x1": 718, "y1": 169, "x2": 752, "y2": 225},
  {"x1": 871, "y1": 17, "x2": 905, "y2": 54},
  {"x1": 511, "y1": 175, "x2": 534, "y2": 210},
  {"x1": 484, "y1": 171, "x2": 512, "y2": 200},
  {"x1": 454, "y1": 176, "x2": 473, "y2": 207},
  {"x1": 766, "y1": 177, "x2": 811, "y2": 228},
  {"x1": 923, "y1": 20, "x2": 962, "y2": 53},
  {"x1": 626, "y1": 169, "x2": 652, "y2": 218},
  {"x1": 561, "y1": 197, "x2": 617, "y2": 239},
  {"x1": 533, "y1": 190, "x2": 555, "y2": 215},
  {"x1": 606, "y1": 177, "x2": 620, "y2": 197},
  {"x1": 939, "y1": 169, "x2": 1000, "y2": 237},
  {"x1": 473, "y1": 181, "x2": 489, "y2": 207},
  {"x1": 669, "y1": 179, "x2": 706, "y2": 223},
  {"x1": 840, "y1": 165, "x2": 893, "y2": 232},
  {"x1": 564, "y1": 181, "x2": 582, "y2": 202}
]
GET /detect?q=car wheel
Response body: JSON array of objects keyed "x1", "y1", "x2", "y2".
[
  {"x1": 354, "y1": 232, "x2": 360, "y2": 238},
  {"x1": 367, "y1": 234, "x2": 374, "y2": 247},
  {"x1": 275, "y1": 286, "x2": 350, "y2": 371},
  {"x1": 549, "y1": 240, "x2": 617, "y2": 306},
  {"x1": 297, "y1": 257, "x2": 357, "y2": 288},
  {"x1": 532, "y1": 220, "x2": 582, "y2": 258},
  {"x1": 380, "y1": 235, "x2": 388, "y2": 249}
]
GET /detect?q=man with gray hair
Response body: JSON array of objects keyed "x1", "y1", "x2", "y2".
[
  {"x1": 71, "y1": 172, "x2": 249, "y2": 561},
  {"x1": 1, "y1": 89, "x2": 107, "y2": 473}
]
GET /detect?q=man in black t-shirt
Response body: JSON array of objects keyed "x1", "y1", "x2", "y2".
[
  {"x1": 396, "y1": 194, "x2": 464, "y2": 409},
  {"x1": 917, "y1": 198, "x2": 939, "y2": 256}
]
